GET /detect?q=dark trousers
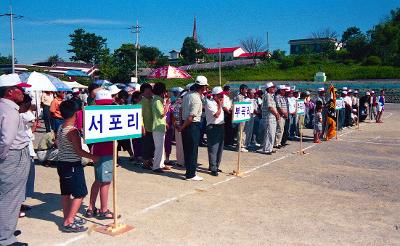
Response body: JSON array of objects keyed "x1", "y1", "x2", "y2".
[
  {"x1": 182, "y1": 122, "x2": 201, "y2": 179},
  {"x1": 344, "y1": 107, "x2": 352, "y2": 127},
  {"x1": 224, "y1": 112, "x2": 234, "y2": 145},
  {"x1": 142, "y1": 131, "x2": 155, "y2": 161},
  {"x1": 206, "y1": 124, "x2": 224, "y2": 172},
  {"x1": 42, "y1": 105, "x2": 51, "y2": 132},
  {"x1": 288, "y1": 114, "x2": 297, "y2": 139},
  {"x1": 281, "y1": 118, "x2": 290, "y2": 145}
]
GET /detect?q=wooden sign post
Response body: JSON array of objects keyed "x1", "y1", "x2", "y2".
[
  {"x1": 231, "y1": 101, "x2": 252, "y2": 176},
  {"x1": 84, "y1": 104, "x2": 142, "y2": 236},
  {"x1": 296, "y1": 100, "x2": 306, "y2": 155},
  {"x1": 335, "y1": 98, "x2": 344, "y2": 139}
]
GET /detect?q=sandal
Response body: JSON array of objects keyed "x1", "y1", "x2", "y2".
[
  {"x1": 63, "y1": 221, "x2": 88, "y2": 233},
  {"x1": 84, "y1": 207, "x2": 98, "y2": 218},
  {"x1": 74, "y1": 216, "x2": 87, "y2": 225},
  {"x1": 97, "y1": 209, "x2": 114, "y2": 220}
]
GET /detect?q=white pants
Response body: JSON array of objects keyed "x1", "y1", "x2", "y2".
[
  {"x1": 152, "y1": 131, "x2": 166, "y2": 170},
  {"x1": 36, "y1": 149, "x2": 58, "y2": 162},
  {"x1": 174, "y1": 129, "x2": 185, "y2": 165}
]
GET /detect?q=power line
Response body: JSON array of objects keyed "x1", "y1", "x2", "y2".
[{"x1": 127, "y1": 20, "x2": 141, "y2": 79}]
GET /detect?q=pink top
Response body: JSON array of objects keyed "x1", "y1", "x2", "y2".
[{"x1": 92, "y1": 142, "x2": 113, "y2": 156}]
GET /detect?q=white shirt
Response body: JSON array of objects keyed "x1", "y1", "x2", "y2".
[
  {"x1": 205, "y1": 99, "x2": 224, "y2": 125},
  {"x1": 344, "y1": 96, "x2": 352, "y2": 106},
  {"x1": 223, "y1": 95, "x2": 232, "y2": 110},
  {"x1": 287, "y1": 97, "x2": 297, "y2": 114}
]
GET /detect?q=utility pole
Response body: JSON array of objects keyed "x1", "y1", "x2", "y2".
[
  {"x1": 266, "y1": 32, "x2": 269, "y2": 52},
  {"x1": 218, "y1": 43, "x2": 222, "y2": 86},
  {"x1": 128, "y1": 20, "x2": 141, "y2": 80},
  {"x1": 1, "y1": 3, "x2": 23, "y2": 73}
]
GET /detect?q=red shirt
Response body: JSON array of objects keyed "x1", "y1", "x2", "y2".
[{"x1": 92, "y1": 142, "x2": 113, "y2": 156}]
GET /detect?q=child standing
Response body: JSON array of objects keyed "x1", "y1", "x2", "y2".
[
  {"x1": 314, "y1": 101, "x2": 323, "y2": 143},
  {"x1": 57, "y1": 100, "x2": 99, "y2": 232},
  {"x1": 85, "y1": 89, "x2": 114, "y2": 220}
]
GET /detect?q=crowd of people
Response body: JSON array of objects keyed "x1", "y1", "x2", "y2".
[{"x1": 0, "y1": 74, "x2": 386, "y2": 244}]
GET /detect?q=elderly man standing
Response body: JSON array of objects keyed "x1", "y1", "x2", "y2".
[
  {"x1": 233, "y1": 84, "x2": 249, "y2": 152},
  {"x1": 259, "y1": 82, "x2": 279, "y2": 155},
  {"x1": 0, "y1": 75, "x2": 31, "y2": 246},
  {"x1": 179, "y1": 76, "x2": 209, "y2": 181},
  {"x1": 274, "y1": 85, "x2": 288, "y2": 148}
]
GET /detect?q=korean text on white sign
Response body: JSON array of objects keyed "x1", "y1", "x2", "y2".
[
  {"x1": 296, "y1": 100, "x2": 305, "y2": 115},
  {"x1": 232, "y1": 102, "x2": 252, "y2": 123},
  {"x1": 335, "y1": 99, "x2": 344, "y2": 110},
  {"x1": 84, "y1": 105, "x2": 142, "y2": 144}
]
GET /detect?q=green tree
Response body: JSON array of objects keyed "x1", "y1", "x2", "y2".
[
  {"x1": 180, "y1": 37, "x2": 205, "y2": 64},
  {"x1": 369, "y1": 8, "x2": 400, "y2": 65},
  {"x1": 271, "y1": 49, "x2": 286, "y2": 61},
  {"x1": 341, "y1": 26, "x2": 362, "y2": 44},
  {"x1": 47, "y1": 54, "x2": 64, "y2": 65},
  {"x1": 341, "y1": 26, "x2": 370, "y2": 61},
  {"x1": 0, "y1": 54, "x2": 12, "y2": 65},
  {"x1": 67, "y1": 29, "x2": 109, "y2": 64}
]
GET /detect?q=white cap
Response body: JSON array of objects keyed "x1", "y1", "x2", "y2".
[
  {"x1": 342, "y1": 91, "x2": 348, "y2": 95},
  {"x1": 95, "y1": 89, "x2": 113, "y2": 104},
  {"x1": 211, "y1": 86, "x2": 223, "y2": 95},
  {"x1": 278, "y1": 85, "x2": 286, "y2": 90},
  {"x1": 366, "y1": 91, "x2": 370, "y2": 96},
  {"x1": 318, "y1": 87, "x2": 325, "y2": 92},
  {"x1": 176, "y1": 87, "x2": 184, "y2": 93},
  {"x1": 305, "y1": 91, "x2": 311, "y2": 96},
  {"x1": 265, "y1": 82, "x2": 275, "y2": 89},
  {"x1": 348, "y1": 89, "x2": 353, "y2": 93},
  {"x1": 194, "y1": 75, "x2": 209, "y2": 86},
  {"x1": 342, "y1": 87, "x2": 348, "y2": 91},
  {"x1": 354, "y1": 90, "x2": 359, "y2": 94},
  {"x1": 371, "y1": 90, "x2": 375, "y2": 94},
  {"x1": 108, "y1": 84, "x2": 121, "y2": 95},
  {"x1": 285, "y1": 86, "x2": 291, "y2": 91},
  {"x1": 72, "y1": 88, "x2": 79, "y2": 93},
  {"x1": 0, "y1": 73, "x2": 31, "y2": 88}
]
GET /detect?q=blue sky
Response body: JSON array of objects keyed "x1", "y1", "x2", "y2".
[{"x1": 0, "y1": 0, "x2": 398, "y2": 64}]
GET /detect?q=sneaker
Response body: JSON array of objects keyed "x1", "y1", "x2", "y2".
[
  {"x1": 257, "y1": 150, "x2": 272, "y2": 155},
  {"x1": 62, "y1": 222, "x2": 88, "y2": 233},
  {"x1": 186, "y1": 175, "x2": 203, "y2": 181},
  {"x1": 240, "y1": 148, "x2": 248, "y2": 152}
]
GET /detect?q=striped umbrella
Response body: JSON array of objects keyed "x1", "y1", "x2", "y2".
[
  {"x1": 147, "y1": 65, "x2": 192, "y2": 79},
  {"x1": 19, "y1": 71, "x2": 70, "y2": 91}
]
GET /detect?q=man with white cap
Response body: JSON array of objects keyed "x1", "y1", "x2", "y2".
[
  {"x1": 205, "y1": 86, "x2": 225, "y2": 176},
  {"x1": 0, "y1": 74, "x2": 31, "y2": 246},
  {"x1": 344, "y1": 89, "x2": 353, "y2": 127},
  {"x1": 274, "y1": 85, "x2": 288, "y2": 148},
  {"x1": 179, "y1": 75, "x2": 209, "y2": 181},
  {"x1": 259, "y1": 82, "x2": 279, "y2": 155}
]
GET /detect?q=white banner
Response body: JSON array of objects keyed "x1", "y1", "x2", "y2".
[
  {"x1": 84, "y1": 105, "x2": 142, "y2": 144},
  {"x1": 232, "y1": 102, "x2": 252, "y2": 123}
]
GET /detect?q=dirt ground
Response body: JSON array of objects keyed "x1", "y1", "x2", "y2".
[{"x1": 17, "y1": 104, "x2": 400, "y2": 246}]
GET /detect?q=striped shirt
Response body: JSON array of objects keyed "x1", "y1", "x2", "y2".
[
  {"x1": 56, "y1": 125, "x2": 81, "y2": 162},
  {"x1": 262, "y1": 93, "x2": 276, "y2": 119},
  {"x1": 275, "y1": 94, "x2": 288, "y2": 114}
]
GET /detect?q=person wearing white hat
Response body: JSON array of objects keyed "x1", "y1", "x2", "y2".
[
  {"x1": 259, "y1": 82, "x2": 279, "y2": 155},
  {"x1": 0, "y1": 76, "x2": 32, "y2": 246},
  {"x1": 179, "y1": 75, "x2": 209, "y2": 181},
  {"x1": 343, "y1": 89, "x2": 353, "y2": 127},
  {"x1": 108, "y1": 84, "x2": 121, "y2": 96},
  {"x1": 274, "y1": 85, "x2": 289, "y2": 148},
  {"x1": 205, "y1": 86, "x2": 225, "y2": 176}
]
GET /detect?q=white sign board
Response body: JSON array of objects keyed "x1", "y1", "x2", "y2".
[
  {"x1": 84, "y1": 105, "x2": 142, "y2": 144},
  {"x1": 335, "y1": 99, "x2": 344, "y2": 110},
  {"x1": 296, "y1": 100, "x2": 305, "y2": 115},
  {"x1": 232, "y1": 102, "x2": 252, "y2": 123}
]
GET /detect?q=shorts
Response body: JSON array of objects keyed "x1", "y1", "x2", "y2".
[
  {"x1": 57, "y1": 161, "x2": 88, "y2": 198},
  {"x1": 94, "y1": 156, "x2": 113, "y2": 183}
]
